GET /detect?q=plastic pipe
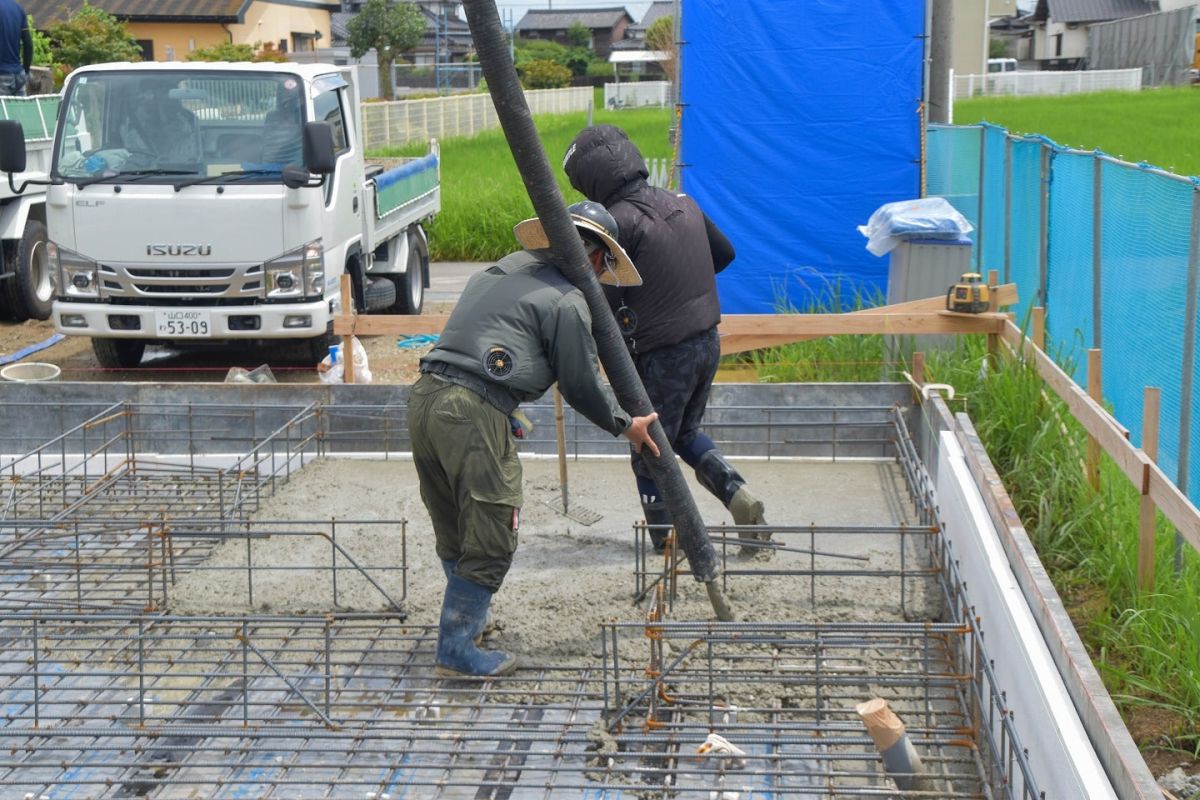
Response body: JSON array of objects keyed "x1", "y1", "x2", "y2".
[{"x1": 856, "y1": 697, "x2": 930, "y2": 791}]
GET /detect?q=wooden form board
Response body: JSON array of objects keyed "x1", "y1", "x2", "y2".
[{"x1": 999, "y1": 320, "x2": 1200, "y2": 553}]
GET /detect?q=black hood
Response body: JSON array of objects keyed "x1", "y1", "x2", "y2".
[{"x1": 562, "y1": 124, "x2": 649, "y2": 206}]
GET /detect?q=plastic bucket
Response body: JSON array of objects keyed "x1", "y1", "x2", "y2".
[{"x1": 0, "y1": 362, "x2": 61, "y2": 382}]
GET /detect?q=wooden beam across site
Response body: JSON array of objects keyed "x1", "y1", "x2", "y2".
[{"x1": 332, "y1": 283, "x2": 1020, "y2": 355}]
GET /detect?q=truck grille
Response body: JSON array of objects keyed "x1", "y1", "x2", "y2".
[{"x1": 99, "y1": 262, "x2": 263, "y2": 300}]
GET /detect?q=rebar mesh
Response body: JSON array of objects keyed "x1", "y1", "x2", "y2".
[{"x1": 0, "y1": 401, "x2": 1040, "y2": 798}]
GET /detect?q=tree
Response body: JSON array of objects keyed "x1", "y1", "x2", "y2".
[
  {"x1": 521, "y1": 58, "x2": 571, "y2": 89},
  {"x1": 186, "y1": 41, "x2": 288, "y2": 63},
  {"x1": 566, "y1": 21, "x2": 590, "y2": 48},
  {"x1": 644, "y1": 15, "x2": 675, "y2": 82},
  {"x1": 27, "y1": 16, "x2": 52, "y2": 66},
  {"x1": 46, "y1": 2, "x2": 142, "y2": 71},
  {"x1": 346, "y1": 0, "x2": 425, "y2": 101}
]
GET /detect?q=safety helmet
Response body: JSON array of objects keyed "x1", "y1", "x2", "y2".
[{"x1": 567, "y1": 200, "x2": 620, "y2": 243}]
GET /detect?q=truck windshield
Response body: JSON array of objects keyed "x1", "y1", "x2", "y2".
[{"x1": 55, "y1": 71, "x2": 307, "y2": 183}]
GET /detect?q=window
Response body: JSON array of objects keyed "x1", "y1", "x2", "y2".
[
  {"x1": 1054, "y1": 33, "x2": 1063, "y2": 57},
  {"x1": 135, "y1": 39, "x2": 154, "y2": 60},
  {"x1": 313, "y1": 88, "x2": 348, "y2": 154}
]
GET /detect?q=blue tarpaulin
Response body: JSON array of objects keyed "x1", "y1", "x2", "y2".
[{"x1": 681, "y1": 1, "x2": 925, "y2": 313}]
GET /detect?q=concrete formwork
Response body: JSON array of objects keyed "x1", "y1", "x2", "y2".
[{"x1": 0, "y1": 383, "x2": 1157, "y2": 798}]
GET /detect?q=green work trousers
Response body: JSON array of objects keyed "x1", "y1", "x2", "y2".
[{"x1": 407, "y1": 374, "x2": 522, "y2": 591}]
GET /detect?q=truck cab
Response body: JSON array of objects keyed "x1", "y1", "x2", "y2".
[{"x1": 1, "y1": 62, "x2": 438, "y2": 368}]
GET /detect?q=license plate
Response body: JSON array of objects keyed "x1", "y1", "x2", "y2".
[{"x1": 155, "y1": 309, "x2": 212, "y2": 338}]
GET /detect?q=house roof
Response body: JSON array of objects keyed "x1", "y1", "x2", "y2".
[
  {"x1": 514, "y1": 7, "x2": 633, "y2": 32},
  {"x1": 24, "y1": 0, "x2": 337, "y2": 27},
  {"x1": 636, "y1": 1, "x2": 672, "y2": 31},
  {"x1": 1032, "y1": 0, "x2": 1157, "y2": 24}
]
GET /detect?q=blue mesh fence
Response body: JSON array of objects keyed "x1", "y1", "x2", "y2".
[
  {"x1": 1046, "y1": 150, "x2": 1095, "y2": 376},
  {"x1": 980, "y1": 125, "x2": 1008, "y2": 277},
  {"x1": 1009, "y1": 138, "x2": 1044, "y2": 324},
  {"x1": 930, "y1": 123, "x2": 1200, "y2": 506}
]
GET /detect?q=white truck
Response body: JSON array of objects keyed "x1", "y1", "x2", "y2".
[
  {"x1": 0, "y1": 62, "x2": 439, "y2": 368},
  {"x1": 0, "y1": 93, "x2": 55, "y2": 322}
]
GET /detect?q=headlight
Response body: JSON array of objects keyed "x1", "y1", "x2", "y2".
[
  {"x1": 264, "y1": 238, "x2": 324, "y2": 300},
  {"x1": 48, "y1": 242, "x2": 99, "y2": 299}
]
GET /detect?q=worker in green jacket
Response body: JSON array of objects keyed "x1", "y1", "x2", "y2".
[{"x1": 410, "y1": 200, "x2": 659, "y2": 678}]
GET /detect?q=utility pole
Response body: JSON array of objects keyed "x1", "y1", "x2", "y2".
[{"x1": 928, "y1": 0, "x2": 953, "y2": 123}]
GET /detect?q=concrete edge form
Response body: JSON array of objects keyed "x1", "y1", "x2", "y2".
[{"x1": 915, "y1": 393, "x2": 1162, "y2": 799}]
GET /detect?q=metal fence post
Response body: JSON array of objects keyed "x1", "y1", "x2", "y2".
[
  {"x1": 1092, "y1": 156, "x2": 1103, "y2": 349},
  {"x1": 1004, "y1": 135, "x2": 1012, "y2": 284},
  {"x1": 1177, "y1": 186, "x2": 1200, "y2": 573},
  {"x1": 1038, "y1": 143, "x2": 1050, "y2": 307},
  {"x1": 977, "y1": 125, "x2": 986, "y2": 271}
]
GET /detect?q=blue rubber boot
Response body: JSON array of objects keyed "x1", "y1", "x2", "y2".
[
  {"x1": 440, "y1": 559, "x2": 495, "y2": 643},
  {"x1": 435, "y1": 574, "x2": 517, "y2": 678}
]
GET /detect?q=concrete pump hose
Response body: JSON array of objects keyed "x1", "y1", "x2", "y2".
[{"x1": 460, "y1": 0, "x2": 732, "y2": 621}]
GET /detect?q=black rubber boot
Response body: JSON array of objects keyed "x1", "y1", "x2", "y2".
[
  {"x1": 695, "y1": 451, "x2": 773, "y2": 556},
  {"x1": 435, "y1": 575, "x2": 517, "y2": 678}
]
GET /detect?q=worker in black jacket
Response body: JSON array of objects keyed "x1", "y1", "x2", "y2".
[
  {"x1": 411, "y1": 201, "x2": 659, "y2": 678},
  {"x1": 563, "y1": 124, "x2": 772, "y2": 556}
]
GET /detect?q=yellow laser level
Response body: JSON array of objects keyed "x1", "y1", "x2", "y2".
[{"x1": 946, "y1": 272, "x2": 990, "y2": 314}]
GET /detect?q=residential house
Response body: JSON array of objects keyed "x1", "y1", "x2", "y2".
[
  {"x1": 514, "y1": 7, "x2": 633, "y2": 60},
  {"x1": 948, "y1": 0, "x2": 1020, "y2": 77},
  {"x1": 23, "y1": 0, "x2": 336, "y2": 62},
  {"x1": 610, "y1": 1, "x2": 671, "y2": 78},
  {"x1": 332, "y1": 1, "x2": 473, "y2": 65},
  {"x1": 1031, "y1": 0, "x2": 1158, "y2": 68}
]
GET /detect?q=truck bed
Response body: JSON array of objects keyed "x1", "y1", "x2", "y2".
[
  {"x1": 362, "y1": 143, "x2": 440, "y2": 252},
  {"x1": 0, "y1": 94, "x2": 58, "y2": 199}
]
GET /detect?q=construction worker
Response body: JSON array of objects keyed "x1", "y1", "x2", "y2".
[
  {"x1": 563, "y1": 124, "x2": 772, "y2": 556},
  {"x1": 409, "y1": 201, "x2": 660, "y2": 678},
  {"x1": 0, "y1": 0, "x2": 32, "y2": 97}
]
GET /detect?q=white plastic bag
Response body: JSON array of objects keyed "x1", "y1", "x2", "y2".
[
  {"x1": 317, "y1": 336, "x2": 373, "y2": 384},
  {"x1": 857, "y1": 197, "x2": 974, "y2": 257}
]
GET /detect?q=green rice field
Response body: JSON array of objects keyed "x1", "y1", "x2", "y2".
[
  {"x1": 377, "y1": 106, "x2": 672, "y2": 261},
  {"x1": 953, "y1": 86, "x2": 1200, "y2": 177}
]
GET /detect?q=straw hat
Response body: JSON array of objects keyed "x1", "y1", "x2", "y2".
[{"x1": 513, "y1": 207, "x2": 642, "y2": 287}]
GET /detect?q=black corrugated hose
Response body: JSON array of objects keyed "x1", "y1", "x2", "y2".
[{"x1": 460, "y1": 0, "x2": 733, "y2": 621}]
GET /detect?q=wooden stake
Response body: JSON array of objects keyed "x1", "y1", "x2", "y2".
[
  {"x1": 911, "y1": 351, "x2": 925, "y2": 386},
  {"x1": 1031, "y1": 306, "x2": 1045, "y2": 352},
  {"x1": 986, "y1": 269, "x2": 1000, "y2": 368},
  {"x1": 554, "y1": 386, "x2": 568, "y2": 513},
  {"x1": 1086, "y1": 349, "x2": 1101, "y2": 491},
  {"x1": 340, "y1": 274, "x2": 355, "y2": 385},
  {"x1": 1139, "y1": 387, "x2": 1160, "y2": 593}
]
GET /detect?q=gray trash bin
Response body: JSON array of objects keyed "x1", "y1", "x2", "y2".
[{"x1": 886, "y1": 235, "x2": 974, "y2": 359}]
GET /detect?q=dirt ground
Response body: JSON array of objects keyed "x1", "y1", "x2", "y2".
[{"x1": 0, "y1": 302, "x2": 455, "y2": 384}]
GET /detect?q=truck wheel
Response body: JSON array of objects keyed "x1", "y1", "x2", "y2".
[
  {"x1": 1, "y1": 220, "x2": 52, "y2": 322},
  {"x1": 392, "y1": 236, "x2": 426, "y2": 315},
  {"x1": 363, "y1": 276, "x2": 396, "y2": 312},
  {"x1": 92, "y1": 338, "x2": 146, "y2": 369}
]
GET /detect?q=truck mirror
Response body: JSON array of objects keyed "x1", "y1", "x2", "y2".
[
  {"x1": 281, "y1": 165, "x2": 313, "y2": 189},
  {"x1": 302, "y1": 121, "x2": 336, "y2": 174},
  {"x1": 0, "y1": 120, "x2": 27, "y2": 173}
]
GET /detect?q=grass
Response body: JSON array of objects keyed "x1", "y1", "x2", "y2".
[
  {"x1": 375, "y1": 105, "x2": 672, "y2": 261},
  {"x1": 741, "y1": 328, "x2": 1200, "y2": 757},
  {"x1": 953, "y1": 86, "x2": 1200, "y2": 177}
]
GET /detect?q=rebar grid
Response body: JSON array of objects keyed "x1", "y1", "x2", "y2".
[
  {"x1": 0, "y1": 400, "x2": 1046, "y2": 798},
  {"x1": 0, "y1": 518, "x2": 409, "y2": 614}
]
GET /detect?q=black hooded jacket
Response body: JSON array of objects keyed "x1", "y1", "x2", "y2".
[{"x1": 563, "y1": 125, "x2": 734, "y2": 354}]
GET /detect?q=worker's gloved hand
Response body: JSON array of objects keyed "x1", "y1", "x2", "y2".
[{"x1": 509, "y1": 410, "x2": 533, "y2": 439}]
